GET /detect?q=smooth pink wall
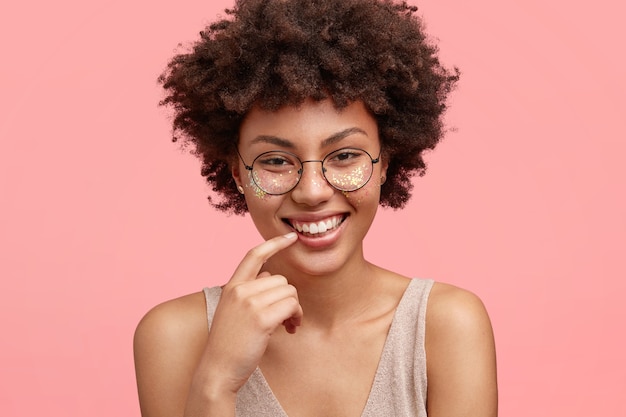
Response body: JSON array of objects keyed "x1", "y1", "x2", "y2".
[{"x1": 1, "y1": 1, "x2": 624, "y2": 415}]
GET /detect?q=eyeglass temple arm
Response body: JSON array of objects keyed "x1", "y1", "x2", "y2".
[{"x1": 235, "y1": 148, "x2": 254, "y2": 170}]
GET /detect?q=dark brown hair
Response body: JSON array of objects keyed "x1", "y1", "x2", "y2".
[{"x1": 159, "y1": 0, "x2": 459, "y2": 214}]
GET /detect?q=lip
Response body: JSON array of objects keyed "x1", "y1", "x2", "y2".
[{"x1": 281, "y1": 212, "x2": 349, "y2": 249}]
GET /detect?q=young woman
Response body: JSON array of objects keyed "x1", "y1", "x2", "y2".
[{"x1": 134, "y1": 1, "x2": 498, "y2": 416}]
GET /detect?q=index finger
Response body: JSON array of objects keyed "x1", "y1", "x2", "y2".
[{"x1": 229, "y1": 232, "x2": 298, "y2": 284}]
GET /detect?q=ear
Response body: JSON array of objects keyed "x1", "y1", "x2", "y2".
[
  {"x1": 381, "y1": 156, "x2": 389, "y2": 177},
  {"x1": 232, "y1": 162, "x2": 242, "y2": 187},
  {"x1": 379, "y1": 151, "x2": 389, "y2": 184},
  {"x1": 231, "y1": 160, "x2": 245, "y2": 192}
]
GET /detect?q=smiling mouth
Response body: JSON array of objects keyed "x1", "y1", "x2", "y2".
[{"x1": 283, "y1": 214, "x2": 347, "y2": 236}]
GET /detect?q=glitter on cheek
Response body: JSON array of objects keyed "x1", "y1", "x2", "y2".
[
  {"x1": 247, "y1": 170, "x2": 267, "y2": 199},
  {"x1": 329, "y1": 165, "x2": 366, "y2": 191}
]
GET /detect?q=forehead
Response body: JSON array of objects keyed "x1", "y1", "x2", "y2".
[{"x1": 238, "y1": 99, "x2": 379, "y2": 149}]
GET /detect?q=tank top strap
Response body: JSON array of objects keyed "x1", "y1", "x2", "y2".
[{"x1": 202, "y1": 286, "x2": 223, "y2": 329}]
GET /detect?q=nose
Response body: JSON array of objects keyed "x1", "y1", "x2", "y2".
[{"x1": 290, "y1": 160, "x2": 335, "y2": 206}]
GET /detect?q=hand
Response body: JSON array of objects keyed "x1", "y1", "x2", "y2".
[{"x1": 197, "y1": 232, "x2": 302, "y2": 396}]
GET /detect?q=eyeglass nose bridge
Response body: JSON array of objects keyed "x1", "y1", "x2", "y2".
[{"x1": 297, "y1": 159, "x2": 328, "y2": 176}]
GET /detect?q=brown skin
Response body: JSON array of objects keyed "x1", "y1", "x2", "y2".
[
  {"x1": 133, "y1": 274, "x2": 497, "y2": 417},
  {"x1": 134, "y1": 101, "x2": 497, "y2": 417}
]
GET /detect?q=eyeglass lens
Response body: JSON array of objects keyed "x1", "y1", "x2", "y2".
[{"x1": 251, "y1": 148, "x2": 375, "y2": 194}]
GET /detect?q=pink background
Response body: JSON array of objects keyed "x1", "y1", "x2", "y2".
[{"x1": 1, "y1": 0, "x2": 624, "y2": 415}]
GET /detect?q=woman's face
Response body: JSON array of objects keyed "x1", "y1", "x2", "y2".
[{"x1": 234, "y1": 99, "x2": 387, "y2": 277}]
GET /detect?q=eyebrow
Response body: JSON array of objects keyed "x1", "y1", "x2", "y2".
[{"x1": 249, "y1": 127, "x2": 368, "y2": 149}]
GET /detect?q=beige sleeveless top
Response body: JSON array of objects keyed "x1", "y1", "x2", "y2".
[{"x1": 203, "y1": 278, "x2": 433, "y2": 416}]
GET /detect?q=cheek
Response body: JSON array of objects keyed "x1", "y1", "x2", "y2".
[
  {"x1": 344, "y1": 179, "x2": 381, "y2": 208},
  {"x1": 246, "y1": 195, "x2": 284, "y2": 239},
  {"x1": 244, "y1": 170, "x2": 284, "y2": 219},
  {"x1": 245, "y1": 170, "x2": 267, "y2": 199}
]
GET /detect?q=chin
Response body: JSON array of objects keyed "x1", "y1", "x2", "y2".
[{"x1": 279, "y1": 243, "x2": 358, "y2": 279}]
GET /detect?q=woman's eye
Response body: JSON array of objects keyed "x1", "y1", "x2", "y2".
[
  {"x1": 330, "y1": 151, "x2": 361, "y2": 162},
  {"x1": 257, "y1": 155, "x2": 296, "y2": 168},
  {"x1": 335, "y1": 152, "x2": 355, "y2": 160},
  {"x1": 263, "y1": 158, "x2": 289, "y2": 165}
]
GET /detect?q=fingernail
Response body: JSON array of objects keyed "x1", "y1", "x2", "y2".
[{"x1": 284, "y1": 232, "x2": 297, "y2": 239}]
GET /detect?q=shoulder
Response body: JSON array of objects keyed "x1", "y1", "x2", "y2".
[
  {"x1": 425, "y1": 282, "x2": 495, "y2": 361},
  {"x1": 134, "y1": 292, "x2": 210, "y2": 416},
  {"x1": 426, "y1": 282, "x2": 492, "y2": 333},
  {"x1": 134, "y1": 291, "x2": 208, "y2": 349},
  {"x1": 425, "y1": 282, "x2": 498, "y2": 416}
]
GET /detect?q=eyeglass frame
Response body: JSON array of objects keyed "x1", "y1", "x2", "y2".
[{"x1": 235, "y1": 147, "x2": 381, "y2": 195}]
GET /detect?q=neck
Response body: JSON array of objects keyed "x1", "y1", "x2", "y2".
[{"x1": 264, "y1": 253, "x2": 383, "y2": 329}]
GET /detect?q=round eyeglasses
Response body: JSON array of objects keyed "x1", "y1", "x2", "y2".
[{"x1": 236, "y1": 147, "x2": 381, "y2": 195}]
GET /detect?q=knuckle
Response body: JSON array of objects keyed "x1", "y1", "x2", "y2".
[
  {"x1": 232, "y1": 289, "x2": 258, "y2": 309},
  {"x1": 285, "y1": 297, "x2": 300, "y2": 311},
  {"x1": 286, "y1": 284, "x2": 298, "y2": 297},
  {"x1": 246, "y1": 246, "x2": 267, "y2": 262},
  {"x1": 255, "y1": 314, "x2": 274, "y2": 332},
  {"x1": 228, "y1": 283, "x2": 248, "y2": 302},
  {"x1": 273, "y1": 275, "x2": 288, "y2": 285},
  {"x1": 242, "y1": 297, "x2": 259, "y2": 311}
]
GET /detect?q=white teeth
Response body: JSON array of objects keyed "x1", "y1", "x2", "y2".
[{"x1": 290, "y1": 216, "x2": 343, "y2": 235}]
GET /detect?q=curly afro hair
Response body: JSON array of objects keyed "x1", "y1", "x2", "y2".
[{"x1": 159, "y1": 0, "x2": 459, "y2": 215}]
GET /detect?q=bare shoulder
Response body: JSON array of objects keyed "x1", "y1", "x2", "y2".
[
  {"x1": 134, "y1": 292, "x2": 209, "y2": 417},
  {"x1": 134, "y1": 291, "x2": 208, "y2": 352},
  {"x1": 427, "y1": 282, "x2": 493, "y2": 334},
  {"x1": 425, "y1": 281, "x2": 495, "y2": 357},
  {"x1": 425, "y1": 282, "x2": 498, "y2": 416}
]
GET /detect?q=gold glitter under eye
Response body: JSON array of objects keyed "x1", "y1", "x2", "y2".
[
  {"x1": 249, "y1": 171, "x2": 267, "y2": 199},
  {"x1": 328, "y1": 165, "x2": 366, "y2": 191}
]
